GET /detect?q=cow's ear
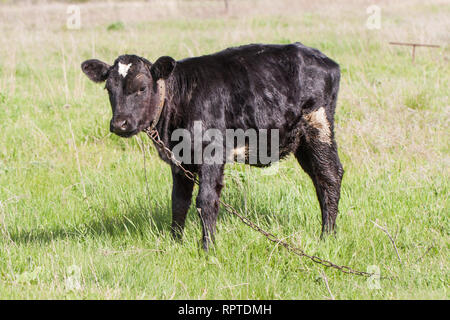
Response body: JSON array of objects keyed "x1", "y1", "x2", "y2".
[
  {"x1": 81, "y1": 59, "x2": 111, "y2": 83},
  {"x1": 150, "y1": 56, "x2": 176, "y2": 80}
]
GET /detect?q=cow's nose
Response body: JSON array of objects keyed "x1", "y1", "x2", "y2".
[
  {"x1": 119, "y1": 119, "x2": 128, "y2": 130},
  {"x1": 110, "y1": 117, "x2": 133, "y2": 134}
]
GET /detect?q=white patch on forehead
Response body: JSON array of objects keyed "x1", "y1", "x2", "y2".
[{"x1": 118, "y1": 62, "x2": 132, "y2": 78}]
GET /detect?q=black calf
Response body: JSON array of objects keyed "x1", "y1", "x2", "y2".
[{"x1": 81, "y1": 42, "x2": 343, "y2": 249}]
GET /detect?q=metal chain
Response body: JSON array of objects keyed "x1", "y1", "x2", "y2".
[
  {"x1": 144, "y1": 128, "x2": 197, "y2": 182},
  {"x1": 144, "y1": 128, "x2": 379, "y2": 278}
]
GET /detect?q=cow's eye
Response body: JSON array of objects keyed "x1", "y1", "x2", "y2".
[{"x1": 139, "y1": 87, "x2": 146, "y2": 92}]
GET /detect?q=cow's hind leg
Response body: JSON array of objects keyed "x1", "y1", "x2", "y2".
[{"x1": 295, "y1": 109, "x2": 344, "y2": 236}]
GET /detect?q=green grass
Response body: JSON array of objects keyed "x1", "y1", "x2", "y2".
[{"x1": 0, "y1": 0, "x2": 448, "y2": 299}]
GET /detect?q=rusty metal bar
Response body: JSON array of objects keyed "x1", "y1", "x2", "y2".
[
  {"x1": 389, "y1": 42, "x2": 441, "y2": 63},
  {"x1": 389, "y1": 42, "x2": 440, "y2": 48}
]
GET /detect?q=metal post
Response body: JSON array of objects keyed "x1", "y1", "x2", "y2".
[{"x1": 388, "y1": 42, "x2": 440, "y2": 63}]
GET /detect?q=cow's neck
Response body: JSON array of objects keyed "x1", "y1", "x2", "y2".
[
  {"x1": 148, "y1": 79, "x2": 166, "y2": 131},
  {"x1": 152, "y1": 69, "x2": 192, "y2": 153},
  {"x1": 153, "y1": 77, "x2": 176, "y2": 151}
]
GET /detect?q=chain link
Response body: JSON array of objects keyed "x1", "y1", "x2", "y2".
[{"x1": 144, "y1": 128, "x2": 380, "y2": 278}]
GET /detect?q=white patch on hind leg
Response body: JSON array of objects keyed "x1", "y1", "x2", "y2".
[
  {"x1": 233, "y1": 146, "x2": 247, "y2": 159},
  {"x1": 227, "y1": 146, "x2": 248, "y2": 162},
  {"x1": 118, "y1": 62, "x2": 132, "y2": 77},
  {"x1": 303, "y1": 107, "x2": 332, "y2": 145}
]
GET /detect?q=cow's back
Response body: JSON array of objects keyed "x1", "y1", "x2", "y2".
[{"x1": 172, "y1": 43, "x2": 340, "y2": 158}]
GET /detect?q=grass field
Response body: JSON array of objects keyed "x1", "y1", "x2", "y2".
[{"x1": 0, "y1": 0, "x2": 448, "y2": 299}]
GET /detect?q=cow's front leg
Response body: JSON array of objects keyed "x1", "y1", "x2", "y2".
[
  {"x1": 196, "y1": 164, "x2": 225, "y2": 250},
  {"x1": 171, "y1": 167, "x2": 195, "y2": 241}
]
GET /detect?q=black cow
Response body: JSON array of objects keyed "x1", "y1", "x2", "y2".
[{"x1": 81, "y1": 42, "x2": 343, "y2": 250}]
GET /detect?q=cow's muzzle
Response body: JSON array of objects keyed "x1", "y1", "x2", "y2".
[{"x1": 110, "y1": 115, "x2": 138, "y2": 137}]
